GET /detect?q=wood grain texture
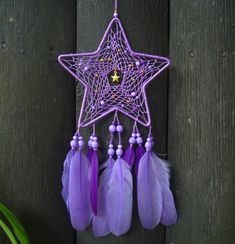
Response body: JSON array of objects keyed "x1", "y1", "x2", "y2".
[
  {"x1": 76, "y1": 0, "x2": 169, "y2": 243},
  {"x1": 0, "y1": 0, "x2": 76, "y2": 243},
  {"x1": 168, "y1": 0, "x2": 235, "y2": 243}
]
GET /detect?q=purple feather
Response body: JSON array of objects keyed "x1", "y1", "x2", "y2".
[
  {"x1": 93, "y1": 158, "x2": 114, "y2": 237},
  {"x1": 68, "y1": 150, "x2": 93, "y2": 230},
  {"x1": 90, "y1": 150, "x2": 98, "y2": 215},
  {"x1": 134, "y1": 145, "x2": 145, "y2": 176},
  {"x1": 107, "y1": 158, "x2": 133, "y2": 236},
  {"x1": 122, "y1": 145, "x2": 135, "y2": 167},
  {"x1": 150, "y1": 153, "x2": 177, "y2": 226},
  {"x1": 61, "y1": 149, "x2": 74, "y2": 210},
  {"x1": 137, "y1": 151, "x2": 163, "y2": 229},
  {"x1": 86, "y1": 147, "x2": 93, "y2": 164}
]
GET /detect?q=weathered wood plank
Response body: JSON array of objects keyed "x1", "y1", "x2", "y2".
[
  {"x1": 168, "y1": 0, "x2": 235, "y2": 243},
  {"x1": 0, "y1": 0, "x2": 76, "y2": 243},
  {"x1": 76, "y1": 0, "x2": 169, "y2": 243}
]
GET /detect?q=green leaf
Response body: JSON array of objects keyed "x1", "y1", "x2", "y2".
[
  {"x1": 0, "y1": 219, "x2": 18, "y2": 244},
  {"x1": 0, "y1": 202, "x2": 29, "y2": 244}
]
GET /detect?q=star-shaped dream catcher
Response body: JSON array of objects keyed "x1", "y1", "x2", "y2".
[{"x1": 58, "y1": 0, "x2": 177, "y2": 237}]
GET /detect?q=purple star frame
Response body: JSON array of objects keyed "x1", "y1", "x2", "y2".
[{"x1": 58, "y1": 16, "x2": 170, "y2": 128}]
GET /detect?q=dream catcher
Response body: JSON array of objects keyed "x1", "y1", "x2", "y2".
[{"x1": 58, "y1": 0, "x2": 177, "y2": 237}]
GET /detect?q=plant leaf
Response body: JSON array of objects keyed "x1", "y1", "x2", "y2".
[
  {"x1": 0, "y1": 202, "x2": 28, "y2": 244},
  {"x1": 0, "y1": 219, "x2": 18, "y2": 244}
]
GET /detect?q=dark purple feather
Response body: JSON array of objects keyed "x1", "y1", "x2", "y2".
[
  {"x1": 134, "y1": 145, "x2": 145, "y2": 176},
  {"x1": 90, "y1": 150, "x2": 98, "y2": 215},
  {"x1": 122, "y1": 145, "x2": 135, "y2": 167},
  {"x1": 86, "y1": 147, "x2": 93, "y2": 164},
  {"x1": 61, "y1": 149, "x2": 74, "y2": 210},
  {"x1": 69, "y1": 150, "x2": 93, "y2": 230}
]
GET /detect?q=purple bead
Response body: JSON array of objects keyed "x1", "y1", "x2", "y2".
[
  {"x1": 113, "y1": 12, "x2": 118, "y2": 17},
  {"x1": 73, "y1": 135, "x2": 78, "y2": 140},
  {"x1": 108, "y1": 148, "x2": 115, "y2": 156},
  {"x1": 92, "y1": 140, "x2": 99, "y2": 149},
  {"x1": 136, "y1": 133, "x2": 140, "y2": 137},
  {"x1": 109, "y1": 143, "x2": 114, "y2": 148},
  {"x1": 116, "y1": 125, "x2": 124, "y2": 133},
  {"x1": 131, "y1": 92, "x2": 136, "y2": 97},
  {"x1": 93, "y1": 136, "x2": 98, "y2": 141},
  {"x1": 88, "y1": 140, "x2": 92, "y2": 147},
  {"x1": 136, "y1": 137, "x2": 143, "y2": 144},
  {"x1": 147, "y1": 137, "x2": 151, "y2": 142},
  {"x1": 78, "y1": 140, "x2": 84, "y2": 148},
  {"x1": 109, "y1": 124, "x2": 116, "y2": 133},
  {"x1": 136, "y1": 61, "x2": 140, "y2": 67},
  {"x1": 131, "y1": 133, "x2": 136, "y2": 137},
  {"x1": 129, "y1": 137, "x2": 136, "y2": 144},
  {"x1": 100, "y1": 100, "x2": 105, "y2": 106},
  {"x1": 70, "y1": 140, "x2": 77, "y2": 148},
  {"x1": 145, "y1": 141, "x2": 152, "y2": 150},
  {"x1": 116, "y1": 148, "x2": 123, "y2": 156},
  {"x1": 118, "y1": 144, "x2": 123, "y2": 149}
]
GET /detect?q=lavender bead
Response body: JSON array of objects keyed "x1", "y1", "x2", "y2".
[
  {"x1": 108, "y1": 148, "x2": 115, "y2": 156},
  {"x1": 109, "y1": 124, "x2": 116, "y2": 133},
  {"x1": 145, "y1": 141, "x2": 152, "y2": 150},
  {"x1": 100, "y1": 100, "x2": 105, "y2": 106},
  {"x1": 113, "y1": 12, "x2": 118, "y2": 17},
  {"x1": 78, "y1": 140, "x2": 84, "y2": 148},
  {"x1": 93, "y1": 136, "x2": 98, "y2": 141},
  {"x1": 136, "y1": 61, "x2": 140, "y2": 67},
  {"x1": 116, "y1": 148, "x2": 123, "y2": 156},
  {"x1": 131, "y1": 133, "x2": 136, "y2": 137},
  {"x1": 129, "y1": 137, "x2": 136, "y2": 144},
  {"x1": 92, "y1": 140, "x2": 99, "y2": 149},
  {"x1": 73, "y1": 135, "x2": 78, "y2": 140},
  {"x1": 136, "y1": 137, "x2": 143, "y2": 144},
  {"x1": 116, "y1": 124, "x2": 124, "y2": 133},
  {"x1": 131, "y1": 92, "x2": 136, "y2": 97},
  {"x1": 70, "y1": 140, "x2": 77, "y2": 148},
  {"x1": 109, "y1": 143, "x2": 114, "y2": 148},
  {"x1": 136, "y1": 133, "x2": 140, "y2": 137},
  {"x1": 88, "y1": 140, "x2": 93, "y2": 147},
  {"x1": 118, "y1": 144, "x2": 123, "y2": 149}
]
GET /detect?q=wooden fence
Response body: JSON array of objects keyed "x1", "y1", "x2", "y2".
[{"x1": 0, "y1": 0, "x2": 234, "y2": 243}]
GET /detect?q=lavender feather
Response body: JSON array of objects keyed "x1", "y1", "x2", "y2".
[
  {"x1": 68, "y1": 150, "x2": 93, "y2": 230},
  {"x1": 122, "y1": 145, "x2": 135, "y2": 167},
  {"x1": 150, "y1": 153, "x2": 177, "y2": 226},
  {"x1": 137, "y1": 151, "x2": 163, "y2": 229},
  {"x1": 90, "y1": 150, "x2": 98, "y2": 215},
  {"x1": 61, "y1": 149, "x2": 74, "y2": 210},
  {"x1": 134, "y1": 145, "x2": 145, "y2": 176},
  {"x1": 93, "y1": 158, "x2": 115, "y2": 237},
  {"x1": 107, "y1": 158, "x2": 133, "y2": 236}
]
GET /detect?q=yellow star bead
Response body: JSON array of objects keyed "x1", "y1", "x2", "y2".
[{"x1": 111, "y1": 70, "x2": 120, "y2": 83}]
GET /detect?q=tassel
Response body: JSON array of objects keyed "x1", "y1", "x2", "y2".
[
  {"x1": 93, "y1": 157, "x2": 114, "y2": 237},
  {"x1": 107, "y1": 125, "x2": 133, "y2": 236},
  {"x1": 134, "y1": 131, "x2": 145, "y2": 176},
  {"x1": 137, "y1": 136, "x2": 177, "y2": 229},
  {"x1": 87, "y1": 134, "x2": 94, "y2": 163},
  {"x1": 90, "y1": 135, "x2": 99, "y2": 216},
  {"x1": 61, "y1": 149, "x2": 74, "y2": 210},
  {"x1": 68, "y1": 135, "x2": 93, "y2": 231},
  {"x1": 122, "y1": 144, "x2": 135, "y2": 167},
  {"x1": 134, "y1": 145, "x2": 145, "y2": 176}
]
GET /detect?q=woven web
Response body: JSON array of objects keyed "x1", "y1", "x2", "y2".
[{"x1": 59, "y1": 18, "x2": 169, "y2": 127}]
